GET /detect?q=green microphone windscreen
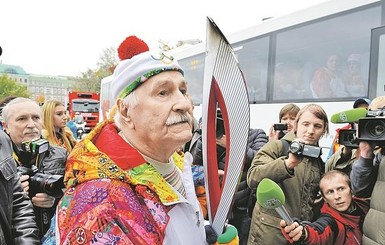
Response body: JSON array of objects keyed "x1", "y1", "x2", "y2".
[
  {"x1": 330, "y1": 108, "x2": 367, "y2": 124},
  {"x1": 256, "y1": 178, "x2": 285, "y2": 209}
]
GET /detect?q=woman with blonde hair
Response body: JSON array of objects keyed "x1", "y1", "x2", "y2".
[{"x1": 41, "y1": 100, "x2": 77, "y2": 152}]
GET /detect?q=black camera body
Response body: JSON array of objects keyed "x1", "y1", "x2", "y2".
[
  {"x1": 273, "y1": 123, "x2": 288, "y2": 131},
  {"x1": 289, "y1": 141, "x2": 322, "y2": 158},
  {"x1": 338, "y1": 129, "x2": 359, "y2": 148},
  {"x1": 17, "y1": 165, "x2": 64, "y2": 198},
  {"x1": 357, "y1": 117, "x2": 385, "y2": 144},
  {"x1": 17, "y1": 138, "x2": 64, "y2": 198}
]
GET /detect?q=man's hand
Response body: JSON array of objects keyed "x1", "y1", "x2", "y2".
[
  {"x1": 280, "y1": 220, "x2": 305, "y2": 243},
  {"x1": 284, "y1": 140, "x2": 303, "y2": 170},
  {"x1": 31, "y1": 193, "x2": 55, "y2": 208},
  {"x1": 216, "y1": 135, "x2": 226, "y2": 148},
  {"x1": 19, "y1": 175, "x2": 30, "y2": 193},
  {"x1": 341, "y1": 145, "x2": 352, "y2": 157},
  {"x1": 205, "y1": 224, "x2": 239, "y2": 245},
  {"x1": 359, "y1": 141, "x2": 376, "y2": 159}
]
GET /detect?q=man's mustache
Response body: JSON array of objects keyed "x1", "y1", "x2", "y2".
[
  {"x1": 24, "y1": 129, "x2": 40, "y2": 136},
  {"x1": 166, "y1": 113, "x2": 192, "y2": 126}
]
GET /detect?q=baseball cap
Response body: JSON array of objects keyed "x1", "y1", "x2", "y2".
[{"x1": 353, "y1": 97, "x2": 371, "y2": 109}]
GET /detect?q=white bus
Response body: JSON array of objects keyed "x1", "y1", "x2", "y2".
[
  {"x1": 100, "y1": 75, "x2": 113, "y2": 122},
  {"x1": 171, "y1": 0, "x2": 385, "y2": 159},
  {"x1": 100, "y1": 0, "x2": 385, "y2": 159}
]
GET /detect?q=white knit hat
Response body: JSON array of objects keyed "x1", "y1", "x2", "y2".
[{"x1": 111, "y1": 36, "x2": 183, "y2": 101}]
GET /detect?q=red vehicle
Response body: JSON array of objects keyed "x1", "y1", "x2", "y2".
[{"x1": 67, "y1": 92, "x2": 100, "y2": 132}]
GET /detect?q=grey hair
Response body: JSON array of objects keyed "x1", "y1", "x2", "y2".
[
  {"x1": 2, "y1": 97, "x2": 39, "y2": 123},
  {"x1": 114, "y1": 91, "x2": 138, "y2": 129}
]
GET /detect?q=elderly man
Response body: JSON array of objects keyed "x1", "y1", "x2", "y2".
[
  {"x1": 44, "y1": 36, "x2": 237, "y2": 245},
  {"x1": 2, "y1": 97, "x2": 68, "y2": 238},
  {"x1": 0, "y1": 129, "x2": 40, "y2": 244}
]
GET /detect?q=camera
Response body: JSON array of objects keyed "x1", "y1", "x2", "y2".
[
  {"x1": 357, "y1": 117, "x2": 385, "y2": 145},
  {"x1": 289, "y1": 141, "x2": 322, "y2": 158},
  {"x1": 273, "y1": 123, "x2": 288, "y2": 131},
  {"x1": 17, "y1": 165, "x2": 64, "y2": 198},
  {"x1": 17, "y1": 138, "x2": 64, "y2": 198},
  {"x1": 338, "y1": 129, "x2": 359, "y2": 148},
  {"x1": 21, "y1": 138, "x2": 49, "y2": 154}
]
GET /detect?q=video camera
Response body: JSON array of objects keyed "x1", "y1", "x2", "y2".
[
  {"x1": 289, "y1": 141, "x2": 322, "y2": 158},
  {"x1": 273, "y1": 123, "x2": 288, "y2": 140},
  {"x1": 333, "y1": 107, "x2": 385, "y2": 147},
  {"x1": 273, "y1": 123, "x2": 288, "y2": 131},
  {"x1": 17, "y1": 138, "x2": 64, "y2": 198}
]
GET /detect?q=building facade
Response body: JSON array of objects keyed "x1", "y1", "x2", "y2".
[{"x1": 0, "y1": 63, "x2": 74, "y2": 104}]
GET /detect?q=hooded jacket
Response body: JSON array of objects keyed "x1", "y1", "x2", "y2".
[{"x1": 247, "y1": 132, "x2": 324, "y2": 244}]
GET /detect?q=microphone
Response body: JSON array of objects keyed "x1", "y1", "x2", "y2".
[
  {"x1": 256, "y1": 178, "x2": 293, "y2": 225},
  {"x1": 330, "y1": 108, "x2": 367, "y2": 124}
]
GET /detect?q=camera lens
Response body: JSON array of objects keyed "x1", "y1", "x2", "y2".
[
  {"x1": 367, "y1": 120, "x2": 385, "y2": 138},
  {"x1": 30, "y1": 173, "x2": 64, "y2": 198},
  {"x1": 290, "y1": 142, "x2": 302, "y2": 154}
]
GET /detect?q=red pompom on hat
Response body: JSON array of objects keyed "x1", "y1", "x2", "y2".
[
  {"x1": 117, "y1": 36, "x2": 149, "y2": 61},
  {"x1": 111, "y1": 35, "x2": 183, "y2": 101}
]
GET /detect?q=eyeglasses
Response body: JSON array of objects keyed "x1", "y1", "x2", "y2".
[{"x1": 151, "y1": 52, "x2": 174, "y2": 64}]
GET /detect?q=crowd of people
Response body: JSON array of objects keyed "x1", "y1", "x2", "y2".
[{"x1": 0, "y1": 35, "x2": 384, "y2": 245}]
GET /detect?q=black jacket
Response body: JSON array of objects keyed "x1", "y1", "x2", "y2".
[
  {"x1": 0, "y1": 130, "x2": 40, "y2": 244},
  {"x1": 190, "y1": 128, "x2": 268, "y2": 208},
  {"x1": 13, "y1": 139, "x2": 68, "y2": 238}
]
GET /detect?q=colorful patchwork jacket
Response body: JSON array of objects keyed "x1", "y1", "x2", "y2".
[{"x1": 46, "y1": 120, "x2": 206, "y2": 245}]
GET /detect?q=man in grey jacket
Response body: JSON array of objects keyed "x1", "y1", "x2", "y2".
[
  {"x1": 350, "y1": 95, "x2": 385, "y2": 245},
  {"x1": 2, "y1": 97, "x2": 68, "y2": 238},
  {"x1": 0, "y1": 129, "x2": 40, "y2": 244}
]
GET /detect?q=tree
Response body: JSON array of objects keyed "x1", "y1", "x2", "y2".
[
  {"x1": 0, "y1": 75, "x2": 31, "y2": 100},
  {"x1": 74, "y1": 47, "x2": 118, "y2": 92},
  {"x1": 35, "y1": 94, "x2": 45, "y2": 106}
]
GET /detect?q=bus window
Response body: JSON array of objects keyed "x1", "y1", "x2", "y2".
[
  {"x1": 274, "y1": 4, "x2": 381, "y2": 101},
  {"x1": 178, "y1": 53, "x2": 205, "y2": 105},
  {"x1": 234, "y1": 37, "x2": 269, "y2": 103}
]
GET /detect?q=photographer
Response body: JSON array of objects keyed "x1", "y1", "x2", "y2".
[
  {"x1": 350, "y1": 95, "x2": 385, "y2": 244},
  {"x1": 268, "y1": 103, "x2": 300, "y2": 141},
  {"x1": 2, "y1": 97, "x2": 68, "y2": 238},
  {"x1": 0, "y1": 130, "x2": 40, "y2": 244},
  {"x1": 247, "y1": 104, "x2": 328, "y2": 244}
]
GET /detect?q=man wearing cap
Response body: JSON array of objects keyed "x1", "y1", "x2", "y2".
[
  {"x1": 350, "y1": 95, "x2": 385, "y2": 244},
  {"x1": 326, "y1": 97, "x2": 370, "y2": 174},
  {"x1": 46, "y1": 36, "x2": 236, "y2": 245}
]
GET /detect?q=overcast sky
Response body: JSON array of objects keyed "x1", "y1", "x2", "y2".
[{"x1": 1, "y1": 0, "x2": 327, "y2": 77}]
